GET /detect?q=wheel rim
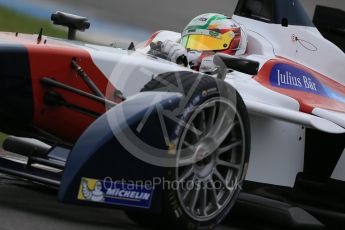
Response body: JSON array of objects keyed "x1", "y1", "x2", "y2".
[{"x1": 176, "y1": 97, "x2": 246, "y2": 222}]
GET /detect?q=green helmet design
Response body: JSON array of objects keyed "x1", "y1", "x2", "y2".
[{"x1": 181, "y1": 13, "x2": 247, "y2": 55}]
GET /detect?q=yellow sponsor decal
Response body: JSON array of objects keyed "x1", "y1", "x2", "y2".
[{"x1": 78, "y1": 177, "x2": 105, "y2": 202}]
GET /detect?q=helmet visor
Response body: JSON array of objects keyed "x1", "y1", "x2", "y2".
[{"x1": 181, "y1": 31, "x2": 234, "y2": 51}]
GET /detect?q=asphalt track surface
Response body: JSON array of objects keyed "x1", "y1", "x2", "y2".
[
  {"x1": 23, "y1": 0, "x2": 345, "y2": 34},
  {"x1": 0, "y1": 173, "x2": 278, "y2": 230},
  {"x1": 31, "y1": 0, "x2": 238, "y2": 33},
  {"x1": 11, "y1": 0, "x2": 343, "y2": 45},
  {"x1": 0, "y1": 149, "x2": 275, "y2": 230}
]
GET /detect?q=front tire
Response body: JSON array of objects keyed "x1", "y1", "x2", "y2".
[{"x1": 126, "y1": 71, "x2": 250, "y2": 229}]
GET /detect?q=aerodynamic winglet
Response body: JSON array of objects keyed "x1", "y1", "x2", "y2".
[
  {"x1": 245, "y1": 100, "x2": 345, "y2": 134},
  {"x1": 312, "y1": 108, "x2": 345, "y2": 129}
]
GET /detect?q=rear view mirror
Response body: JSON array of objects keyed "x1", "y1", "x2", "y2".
[
  {"x1": 213, "y1": 53, "x2": 260, "y2": 80},
  {"x1": 51, "y1": 11, "x2": 90, "y2": 40}
]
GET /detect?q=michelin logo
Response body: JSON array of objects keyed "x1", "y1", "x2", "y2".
[
  {"x1": 78, "y1": 178, "x2": 154, "y2": 209},
  {"x1": 106, "y1": 188, "x2": 151, "y2": 201}
]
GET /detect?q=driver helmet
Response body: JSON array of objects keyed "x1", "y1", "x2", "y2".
[{"x1": 181, "y1": 13, "x2": 248, "y2": 71}]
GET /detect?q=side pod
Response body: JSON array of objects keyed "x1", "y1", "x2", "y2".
[{"x1": 58, "y1": 92, "x2": 182, "y2": 212}]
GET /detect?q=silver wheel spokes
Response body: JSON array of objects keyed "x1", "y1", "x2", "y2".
[
  {"x1": 176, "y1": 99, "x2": 245, "y2": 221},
  {"x1": 178, "y1": 101, "x2": 239, "y2": 166}
]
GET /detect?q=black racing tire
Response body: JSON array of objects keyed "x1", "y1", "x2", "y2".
[{"x1": 126, "y1": 71, "x2": 251, "y2": 230}]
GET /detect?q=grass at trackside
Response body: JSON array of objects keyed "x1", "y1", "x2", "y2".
[
  {"x1": 0, "y1": 133, "x2": 6, "y2": 146},
  {"x1": 0, "y1": 5, "x2": 67, "y2": 38}
]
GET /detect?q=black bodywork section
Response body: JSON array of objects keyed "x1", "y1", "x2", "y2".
[
  {"x1": 235, "y1": 0, "x2": 314, "y2": 27},
  {"x1": 313, "y1": 6, "x2": 345, "y2": 52},
  {"x1": 0, "y1": 44, "x2": 34, "y2": 133},
  {"x1": 293, "y1": 130, "x2": 345, "y2": 215},
  {"x1": 304, "y1": 129, "x2": 345, "y2": 180},
  {"x1": 240, "y1": 129, "x2": 345, "y2": 228}
]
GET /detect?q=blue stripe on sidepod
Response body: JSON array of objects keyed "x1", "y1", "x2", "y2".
[
  {"x1": 270, "y1": 63, "x2": 345, "y2": 103},
  {"x1": 269, "y1": 63, "x2": 327, "y2": 96}
]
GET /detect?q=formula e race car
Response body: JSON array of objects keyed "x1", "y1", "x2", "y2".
[{"x1": 0, "y1": 0, "x2": 344, "y2": 229}]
